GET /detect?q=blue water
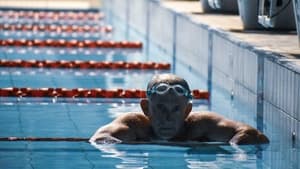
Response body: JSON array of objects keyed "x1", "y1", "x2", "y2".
[
  {"x1": 0, "y1": 68, "x2": 167, "y2": 89},
  {"x1": 0, "y1": 47, "x2": 144, "y2": 61},
  {"x1": 0, "y1": 8, "x2": 299, "y2": 169}
]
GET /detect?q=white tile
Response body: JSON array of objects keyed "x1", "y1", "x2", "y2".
[
  {"x1": 291, "y1": 118, "x2": 298, "y2": 143},
  {"x1": 212, "y1": 68, "x2": 233, "y2": 92},
  {"x1": 296, "y1": 73, "x2": 300, "y2": 121},
  {"x1": 275, "y1": 63, "x2": 280, "y2": 107},
  {"x1": 285, "y1": 115, "x2": 293, "y2": 144},
  {"x1": 268, "y1": 60, "x2": 274, "y2": 105},
  {"x1": 269, "y1": 60, "x2": 274, "y2": 104},
  {"x1": 270, "y1": 61, "x2": 276, "y2": 105},
  {"x1": 248, "y1": 51, "x2": 259, "y2": 93},
  {"x1": 287, "y1": 70, "x2": 294, "y2": 117},
  {"x1": 111, "y1": 0, "x2": 128, "y2": 20},
  {"x1": 176, "y1": 16, "x2": 210, "y2": 77},
  {"x1": 212, "y1": 35, "x2": 232, "y2": 77},
  {"x1": 290, "y1": 119, "x2": 299, "y2": 168},
  {"x1": 128, "y1": 0, "x2": 148, "y2": 34},
  {"x1": 297, "y1": 120, "x2": 300, "y2": 145},
  {"x1": 281, "y1": 66, "x2": 287, "y2": 113},
  {"x1": 149, "y1": 2, "x2": 174, "y2": 56},
  {"x1": 284, "y1": 67, "x2": 289, "y2": 114},
  {"x1": 273, "y1": 63, "x2": 277, "y2": 106},
  {"x1": 264, "y1": 59, "x2": 270, "y2": 101}
]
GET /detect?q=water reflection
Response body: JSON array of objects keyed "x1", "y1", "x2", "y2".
[
  {"x1": 91, "y1": 142, "x2": 266, "y2": 169},
  {"x1": 91, "y1": 143, "x2": 149, "y2": 169}
]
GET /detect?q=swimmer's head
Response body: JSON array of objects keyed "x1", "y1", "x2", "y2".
[
  {"x1": 146, "y1": 73, "x2": 192, "y2": 101},
  {"x1": 140, "y1": 74, "x2": 193, "y2": 140}
]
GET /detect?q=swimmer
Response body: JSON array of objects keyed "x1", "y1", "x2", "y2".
[{"x1": 90, "y1": 73, "x2": 269, "y2": 145}]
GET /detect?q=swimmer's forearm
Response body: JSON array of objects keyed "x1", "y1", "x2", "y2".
[
  {"x1": 229, "y1": 129, "x2": 269, "y2": 145},
  {"x1": 89, "y1": 132, "x2": 122, "y2": 144}
]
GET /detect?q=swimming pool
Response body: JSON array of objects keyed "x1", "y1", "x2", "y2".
[{"x1": 0, "y1": 6, "x2": 299, "y2": 169}]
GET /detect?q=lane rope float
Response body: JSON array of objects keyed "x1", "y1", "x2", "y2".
[
  {"x1": 0, "y1": 39, "x2": 142, "y2": 48},
  {"x1": 0, "y1": 87, "x2": 210, "y2": 100},
  {"x1": 0, "y1": 11, "x2": 104, "y2": 20},
  {"x1": 0, "y1": 60, "x2": 170, "y2": 70},
  {"x1": 0, "y1": 24, "x2": 112, "y2": 33}
]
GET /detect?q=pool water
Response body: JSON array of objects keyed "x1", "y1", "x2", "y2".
[
  {"x1": 0, "y1": 8, "x2": 299, "y2": 169},
  {"x1": 0, "y1": 68, "x2": 163, "y2": 89}
]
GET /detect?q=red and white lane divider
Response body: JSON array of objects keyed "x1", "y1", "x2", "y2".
[
  {"x1": 0, "y1": 11, "x2": 104, "y2": 20},
  {"x1": 0, "y1": 24, "x2": 112, "y2": 33},
  {"x1": 0, "y1": 39, "x2": 142, "y2": 48},
  {"x1": 0, "y1": 87, "x2": 210, "y2": 100},
  {"x1": 0, "y1": 60, "x2": 170, "y2": 70}
]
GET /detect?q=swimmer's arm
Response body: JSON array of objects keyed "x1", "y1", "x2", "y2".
[
  {"x1": 213, "y1": 115, "x2": 269, "y2": 145},
  {"x1": 89, "y1": 122, "x2": 135, "y2": 144},
  {"x1": 186, "y1": 112, "x2": 269, "y2": 144},
  {"x1": 185, "y1": 113, "x2": 210, "y2": 140},
  {"x1": 229, "y1": 127, "x2": 269, "y2": 145},
  {"x1": 89, "y1": 113, "x2": 149, "y2": 143}
]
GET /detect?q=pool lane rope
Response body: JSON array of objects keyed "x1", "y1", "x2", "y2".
[
  {"x1": 0, "y1": 24, "x2": 112, "y2": 33},
  {"x1": 0, "y1": 88, "x2": 210, "y2": 100},
  {"x1": 0, "y1": 60, "x2": 170, "y2": 70},
  {"x1": 0, "y1": 11, "x2": 104, "y2": 20},
  {"x1": 0, "y1": 39, "x2": 142, "y2": 48}
]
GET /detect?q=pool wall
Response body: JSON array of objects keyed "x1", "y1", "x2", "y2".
[{"x1": 102, "y1": 0, "x2": 300, "y2": 144}]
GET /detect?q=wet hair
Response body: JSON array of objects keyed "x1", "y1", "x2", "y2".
[{"x1": 146, "y1": 73, "x2": 192, "y2": 99}]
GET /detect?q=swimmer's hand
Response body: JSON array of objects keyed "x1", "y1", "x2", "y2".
[{"x1": 89, "y1": 133, "x2": 122, "y2": 144}]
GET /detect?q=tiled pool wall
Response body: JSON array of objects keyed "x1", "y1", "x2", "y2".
[{"x1": 102, "y1": 0, "x2": 300, "y2": 143}]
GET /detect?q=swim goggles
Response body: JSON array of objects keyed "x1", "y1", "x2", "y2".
[{"x1": 146, "y1": 83, "x2": 192, "y2": 99}]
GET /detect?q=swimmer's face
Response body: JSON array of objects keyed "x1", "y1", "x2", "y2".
[{"x1": 141, "y1": 91, "x2": 192, "y2": 140}]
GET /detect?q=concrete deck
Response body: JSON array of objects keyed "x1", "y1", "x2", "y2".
[{"x1": 162, "y1": 0, "x2": 300, "y2": 60}]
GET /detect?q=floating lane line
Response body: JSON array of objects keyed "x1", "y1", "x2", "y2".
[
  {"x1": 0, "y1": 39, "x2": 142, "y2": 48},
  {"x1": 0, "y1": 60, "x2": 169, "y2": 70},
  {"x1": 0, "y1": 11, "x2": 104, "y2": 20},
  {"x1": 0, "y1": 87, "x2": 210, "y2": 100},
  {"x1": 0, "y1": 24, "x2": 112, "y2": 33}
]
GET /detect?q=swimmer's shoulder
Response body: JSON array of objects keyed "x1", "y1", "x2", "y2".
[
  {"x1": 115, "y1": 112, "x2": 151, "y2": 140},
  {"x1": 115, "y1": 112, "x2": 150, "y2": 127},
  {"x1": 186, "y1": 111, "x2": 224, "y2": 123},
  {"x1": 186, "y1": 111, "x2": 249, "y2": 131}
]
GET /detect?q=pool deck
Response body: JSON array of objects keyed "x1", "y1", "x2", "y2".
[
  {"x1": 2, "y1": 0, "x2": 299, "y2": 62},
  {"x1": 162, "y1": 0, "x2": 300, "y2": 62}
]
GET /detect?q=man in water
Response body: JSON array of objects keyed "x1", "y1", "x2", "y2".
[{"x1": 90, "y1": 73, "x2": 269, "y2": 145}]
